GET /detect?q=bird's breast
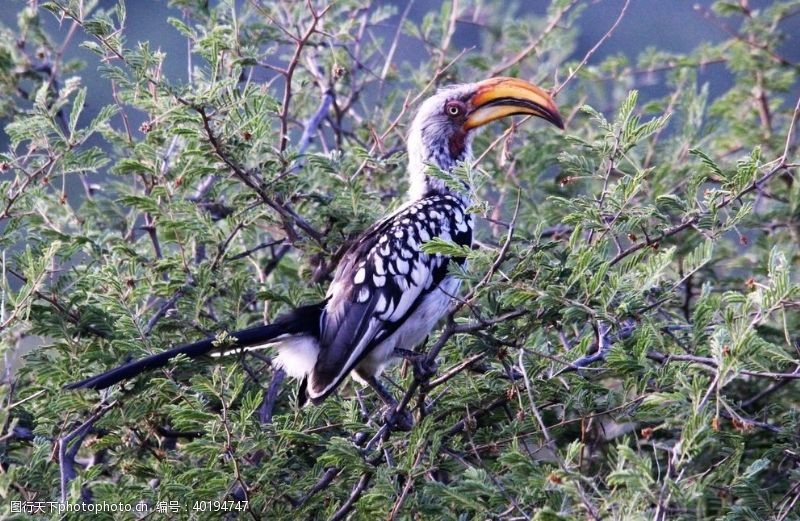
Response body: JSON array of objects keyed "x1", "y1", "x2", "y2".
[{"x1": 355, "y1": 274, "x2": 463, "y2": 378}]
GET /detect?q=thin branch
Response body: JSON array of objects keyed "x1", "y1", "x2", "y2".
[
  {"x1": 227, "y1": 239, "x2": 286, "y2": 262},
  {"x1": 553, "y1": 0, "x2": 631, "y2": 97},
  {"x1": 143, "y1": 280, "x2": 191, "y2": 335},
  {"x1": 646, "y1": 350, "x2": 800, "y2": 380},
  {"x1": 6, "y1": 268, "x2": 110, "y2": 339},
  {"x1": 489, "y1": 0, "x2": 580, "y2": 77},
  {"x1": 292, "y1": 467, "x2": 341, "y2": 508},
  {"x1": 59, "y1": 402, "x2": 115, "y2": 503},
  {"x1": 329, "y1": 472, "x2": 371, "y2": 521},
  {"x1": 194, "y1": 105, "x2": 323, "y2": 244},
  {"x1": 423, "y1": 352, "x2": 486, "y2": 390},
  {"x1": 278, "y1": 3, "x2": 333, "y2": 153},
  {"x1": 258, "y1": 368, "x2": 285, "y2": 424},
  {"x1": 610, "y1": 92, "x2": 799, "y2": 266},
  {"x1": 387, "y1": 445, "x2": 426, "y2": 520},
  {"x1": 380, "y1": 0, "x2": 415, "y2": 81}
]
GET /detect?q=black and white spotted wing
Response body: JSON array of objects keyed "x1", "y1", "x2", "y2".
[{"x1": 306, "y1": 194, "x2": 472, "y2": 403}]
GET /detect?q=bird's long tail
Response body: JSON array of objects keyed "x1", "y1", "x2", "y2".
[{"x1": 65, "y1": 303, "x2": 324, "y2": 391}]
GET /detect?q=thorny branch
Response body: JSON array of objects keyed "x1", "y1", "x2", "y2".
[
  {"x1": 610, "y1": 92, "x2": 800, "y2": 266},
  {"x1": 553, "y1": 0, "x2": 632, "y2": 97},
  {"x1": 475, "y1": 0, "x2": 631, "y2": 168},
  {"x1": 193, "y1": 104, "x2": 323, "y2": 244},
  {"x1": 489, "y1": 0, "x2": 580, "y2": 77}
]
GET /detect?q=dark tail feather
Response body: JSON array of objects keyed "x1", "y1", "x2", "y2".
[
  {"x1": 64, "y1": 323, "x2": 285, "y2": 390},
  {"x1": 298, "y1": 377, "x2": 309, "y2": 407},
  {"x1": 65, "y1": 302, "x2": 325, "y2": 391}
]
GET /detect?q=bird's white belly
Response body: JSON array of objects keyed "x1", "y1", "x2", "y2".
[{"x1": 353, "y1": 275, "x2": 462, "y2": 382}]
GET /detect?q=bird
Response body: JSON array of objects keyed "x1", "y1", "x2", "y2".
[{"x1": 66, "y1": 77, "x2": 563, "y2": 414}]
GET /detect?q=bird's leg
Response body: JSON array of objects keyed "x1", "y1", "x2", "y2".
[
  {"x1": 364, "y1": 374, "x2": 395, "y2": 405},
  {"x1": 393, "y1": 347, "x2": 421, "y2": 360},
  {"x1": 363, "y1": 375, "x2": 413, "y2": 431},
  {"x1": 393, "y1": 346, "x2": 438, "y2": 381}
]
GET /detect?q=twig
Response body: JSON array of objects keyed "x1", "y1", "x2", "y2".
[
  {"x1": 693, "y1": 4, "x2": 798, "y2": 68},
  {"x1": 463, "y1": 423, "x2": 531, "y2": 520},
  {"x1": 423, "y1": 352, "x2": 486, "y2": 390},
  {"x1": 518, "y1": 349, "x2": 552, "y2": 445},
  {"x1": 556, "y1": 320, "x2": 634, "y2": 374},
  {"x1": 258, "y1": 368, "x2": 285, "y2": 424},
  {"x1": 776, "y1": 481, "x2": 800, "y2": 521},
  {"x1": 489, "y1": 0, "x2": 580, "y2": 77},
  {"x1": 611, "y1": 92, "x2": 799, "y2": 266},
  {"x1": 292, "y1": 467, "x2": 341, "y2": 508},
  {"x1": 278, "y1": 2, "x2": 333, "y2": 153},
  {"x1": 227, "y1": 239, "x2": 286, "y2": 261},
  {"x1": 219, "y1": 381, "x2": 255, "y2": 519},
  {"x1": 646, "y1": 351, "x2": 800, "y2": 380},
  {"x1": 380, "y1": 0, "x2": 415, "y2": 81},
  {"x1": 386, "y1": 445, "x2": 425, "y2": 520},
  {"x1": 59, "y1": 402, "x2": 115, "y2": 503},
  {"x1": 143, "y1": 280, "x2": 191, "y2": 335},
  {"x1": 329, "y1": 472, "x2": 371, "y2": 521},
  {"x1": 553, "y1": 0, "x2": 631, "y2": 96},
  {"x1": 194, "y1": 105, "x2": 323, "y2": 244},
  {"x1": 740, "y1": 378, "x2": 793, "y2": 408},
  {"x1": 6, "y1": 268, "x2": 110, "y2": 339}
]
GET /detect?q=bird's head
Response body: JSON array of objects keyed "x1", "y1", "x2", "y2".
[{"x1": 407, "y1": 76, "x2": 563, "y2": 200}]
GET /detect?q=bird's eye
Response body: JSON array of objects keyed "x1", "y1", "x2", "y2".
[{"x1": 445, "y1": 102, "x2": 463, "y2": 117}]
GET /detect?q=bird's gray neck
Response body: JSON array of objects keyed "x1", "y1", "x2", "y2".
[{"x1": 407, "y1": 134, "x2": 472, "y2": 204}]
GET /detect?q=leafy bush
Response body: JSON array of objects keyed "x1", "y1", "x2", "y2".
[{"x1": 1, "y1": 1, "x2": 799, "y2": 519}]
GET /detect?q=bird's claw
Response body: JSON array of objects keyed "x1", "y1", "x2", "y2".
[
  {"x1": 412, "y1": 356, "x2": 438, "y2": 381},
  {"x1": 382, "y1": 407, "x2": 414, "y2": 431}
]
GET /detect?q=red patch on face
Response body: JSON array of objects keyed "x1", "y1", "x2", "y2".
[{"x1": 448, "y1": 129, "x2": 467, "y2": 158}]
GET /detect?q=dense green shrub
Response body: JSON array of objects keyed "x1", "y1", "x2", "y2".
[{"x1": 1, "y1": 1, "x2": 799, "y2": 519}]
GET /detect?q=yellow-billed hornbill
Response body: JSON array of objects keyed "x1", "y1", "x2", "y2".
[{"x1": 67, "y1": 77, "x2": 563, "y2": 409}]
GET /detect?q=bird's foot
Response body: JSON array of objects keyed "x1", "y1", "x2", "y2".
[
  {"x1": 382, "y1": 407, "x2": 414, "y2": 431},
  {"x1": 392, "y1": 348, "x2": 438, "y2": 380},
  {"x1": 412, "y1": 356, "x2": 438, "y2": 381}
]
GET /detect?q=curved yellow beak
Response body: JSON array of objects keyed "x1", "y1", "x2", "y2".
[{"x1": 464, "y1": 77, "x2": 563, "y2": 130}]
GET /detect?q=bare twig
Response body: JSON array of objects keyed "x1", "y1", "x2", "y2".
[
  {"x1": 553, "y1": 0, "x2": 631, "y2": 97},
  {"x1": 258, "y1": 368, "x2": 285, "y2": 424},
  {"x1": 646, "y1": 350, "x2": 800, "y2": 380},
  {"x1": 423, "y1": 352, "x2": 486, "y2": 390},
  {"x1": 380, "y1": 0, "x2": 415, "y2": 81},
  {"x1": 489, "y1": 0, "x2": 580, "y2": 77},
  {"x1": 277, "y1": 3, "x2": 333, "y2": 153},
  {"x1": 291, "y1": 467, "x2": 341, "y2": 508},
  {"x1": 329, "y1": 472, "x2": 371, "y2": 521},
  {"x1": 59, "y1": 402, "x2": 115, "y2": 503}
]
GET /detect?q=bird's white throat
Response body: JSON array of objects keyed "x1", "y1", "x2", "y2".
[{"x1": 406, "y1": 130, "x2": 474, "y2": 202}]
